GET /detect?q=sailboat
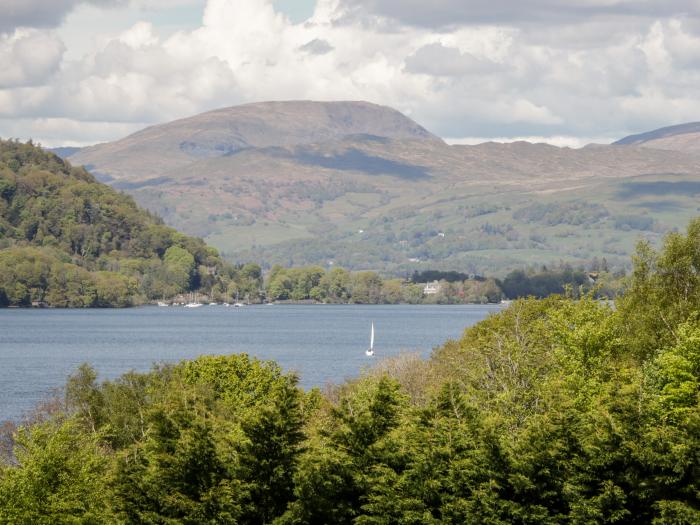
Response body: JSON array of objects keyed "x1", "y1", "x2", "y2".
[
  {"x1": 365, "y1": 322, "x2": 375, "y2": 357},
  {"x1": 184, "y1": 292, "x2": 202, "y2": 308}
]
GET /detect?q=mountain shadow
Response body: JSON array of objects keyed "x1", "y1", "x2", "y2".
[
  {"x1": 617, "y1": 180, "x2": 700, "y2": 199},
  {"x1": 297, "y1": 148, "x2": 431, "y2": 180}
]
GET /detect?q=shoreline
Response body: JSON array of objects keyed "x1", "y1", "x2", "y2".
[{"x1": 1, "y1": 301, "x2": 507, "y2": 310}]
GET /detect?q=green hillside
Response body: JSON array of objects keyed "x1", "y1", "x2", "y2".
[
  {"x1": 240, "y1": 170, "x2": 700, "y2": 274},
  {"x1": 61, "y1": 102, "x2": 700, "y2": 275},
  {"x1": 0, "y1": 139, "x2": 259, "y2": 307}
]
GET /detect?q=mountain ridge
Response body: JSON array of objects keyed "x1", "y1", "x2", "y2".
[
  {"x1": 60, "y1": 102, "x2": 700, "y2": 274},
  {"x1": 71, "y1": 100, "x2": 441, "y2": 180},
  {"x1": 613, "y1": 121, "x2": 700, "y2": 155},
  {"x1": 614, "y1": 122, "x2": 700, "y2": 145}
]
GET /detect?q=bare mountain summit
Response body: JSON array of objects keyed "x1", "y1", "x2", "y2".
[{"x1": 72, "y1": 101, "x2": 441, "y2": 180}]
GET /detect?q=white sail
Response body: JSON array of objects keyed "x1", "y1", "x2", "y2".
[{"x1": 366, "y1": 322, "x2": 375, "y2": 356}]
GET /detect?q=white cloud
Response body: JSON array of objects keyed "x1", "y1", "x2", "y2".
[
  {"x1": 298, "y1": 38, "x2": 334, "y2": 55},
  {"x1": 2, "y1": 0, "x2": 700, "y2": 146},
  {"x1": 0, "y1": 30, "x2": 65, "y2": 88},
  {"x1": 0, "y1": 117, "x2": 145, "y2": 146},
  {"x1": 0, "y1": 0, "x2": 128, "y2": 34},
  {"x1": 445, "y1": 135, "x2": 616, "y2": 148},
  {"x1": 405, "y1": 43, "x2": 504, "y2": 77},
  {"x1": 118, "y1": 21, "x2": 158, "y2": 48},
  {"x1": 336, "y1": 0, "x2": 700, "y2": 29}
]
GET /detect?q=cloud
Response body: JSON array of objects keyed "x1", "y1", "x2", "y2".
[
  {"x1": 3, "y1": 0, "x2": 700, "y2": 147},
  {"x1": 405, "y1": 43, "x2": 503, "y2": 76},
  {"x1": 0, "y1": 116, "x2": 145, "y2": 146},
  {"x1": 0, "y1": 0, "x2": 127, "y2": 34},
  {"x1": 445, "y1": 135, "x2": 616, "y2": 148},
  {"x1": 337, "y1": 0, "x2": 700, "y2": 29},
  {"x1": 298, "y1": 38, "x2": 334, "y2": 55},
  {"x1": 0, "y1": 30, "x2": 65, "y2": 88}
]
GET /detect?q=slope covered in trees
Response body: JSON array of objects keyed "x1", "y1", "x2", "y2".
[
  {"x1": 1, "y1": 219, "x2": 699, "y2": 523},
  {"x1": 0, "y1": 139, "x2": 261, "y2": 306}
]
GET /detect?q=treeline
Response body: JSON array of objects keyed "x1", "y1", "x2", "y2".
[
  {"x1": 265, "y1": 265, "x2": 503, "y2": 304},
  {"x1": 263, "y1": 264, "x2": 623, "y2": 304},
  {"x1": 0, "y1": 139, "x2": 261, "y2": 307},
  {"x1": 410, "y1": 270, "x2": 476, "y2": 283},
  {"x1": 1, "y1": 219, "x2": 699, "y2": 523},
  {"x1": 497, "y1": 262, "x2": 624, "y2": 299}
]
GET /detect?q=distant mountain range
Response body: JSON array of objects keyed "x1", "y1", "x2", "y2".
[{"x1": 54, "y1": 102, "x2": 700, "y2": 274}]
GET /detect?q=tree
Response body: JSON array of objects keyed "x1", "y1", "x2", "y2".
[
  {"x1": 0, "y1": 418, "x2": 114, "y2": 524},
  {"x1": 320, "y1": 267, "x2": 351, "y2": 302},
  {"x1": 163, "y1": 245, "x2": 196, "y2": 293},
  {"x1": 111, "y1": 403, "x2": 242, "y2": 524},
  {"x1": 283, "y1": 377, "x2": 406, "y2": 524},
  {"x1": 619, "y1": 218, "x2": 700, "y2": 357},
  {"x1": 237, "y1": 378, "x2": 305, "y2": 524},
  {"x1": 0, "y1": 139, "x2": 245, "y2": 308}
]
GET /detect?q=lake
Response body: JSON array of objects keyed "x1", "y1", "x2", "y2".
[{"x1": 0, "y1": 304, "x2": 502, "y2": 422}]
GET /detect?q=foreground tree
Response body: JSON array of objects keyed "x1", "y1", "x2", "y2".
[{"x1": 0, "y1": 418, "x2": 113, "y2": 524}]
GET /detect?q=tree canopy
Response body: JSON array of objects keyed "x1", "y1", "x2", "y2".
[{"x1": 0, "y1": 140, "x2": 261, "y2": 306}]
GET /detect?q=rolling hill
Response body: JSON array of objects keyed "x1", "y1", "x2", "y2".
[
  {"x1": 614, "y1": 122, "x2": 700, "y2": 155},
  {"x1": 0, "y1": 139, "x2": 256, "y2": 307},
  {"x1": 61, "y1": 102, "x2": 700, "y2": 274}
]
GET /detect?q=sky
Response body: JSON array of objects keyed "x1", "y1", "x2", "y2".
[{"x1": 1, "y1": 0, "x2": 700, "y2": 147}]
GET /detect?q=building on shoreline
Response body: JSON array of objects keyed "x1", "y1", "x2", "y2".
[{"x1": 423, "y1": 280, "x2": 441, "y2": 295}]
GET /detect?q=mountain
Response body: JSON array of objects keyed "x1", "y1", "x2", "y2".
[
  {"x1": 614, "y1": 122, "x2": 700, "y2": 154},
  {"x1": 48, "y1": 146, "x2": 83, "y2": 158},
  {"x1": 70, "y1": 101, "x2": 441, "y2": 181},
  {"x1": 0, "y1": 139, "x2": 259, "y2": 307},
  {"x1": 62, "y1": 103, "x2": 700, "y2": 274}
]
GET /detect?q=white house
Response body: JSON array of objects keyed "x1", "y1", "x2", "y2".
[{"x1": 423, "y1": 280, "x2": 441, "y2": 295}]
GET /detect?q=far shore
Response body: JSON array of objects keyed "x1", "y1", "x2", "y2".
[{"x1": 2, "y1": 300, "x2": 507, "y2": 309}]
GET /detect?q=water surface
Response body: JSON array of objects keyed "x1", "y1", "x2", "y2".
[{"x1": 0, "y1": 304, "x2": 501, "y2": 421}]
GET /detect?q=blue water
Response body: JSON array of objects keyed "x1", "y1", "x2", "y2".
[{"x1": 0, "y1": 304, "x2": 502, "y2": 422}]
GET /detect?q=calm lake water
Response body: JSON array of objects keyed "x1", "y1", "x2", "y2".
[{"x1": 0, "y1": 304, "x2": 502, "y2": 422}]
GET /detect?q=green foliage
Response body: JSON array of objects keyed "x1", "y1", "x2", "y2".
[
  {"x1": 498, "y1": 266, "x2": 591, "y2": 299},
  {"x1": 111, "y1": 402, "x2": 243, "y2": 524},
  {"x1": 163, "y1": 245, "x2": 196, "y2": 292},
  {"x1": 0, "y1": 139, "x2": 251, "y2": 307},
  {"x1": 281, "y1": 376, "x2": 407, "y2": 525},
  {"x1": 2, "y1": 217, "x2": 700, "y2": 523},
  {"x1": 238, "y1": 378, "x2": 305, "y2": 523},
  {"x1": 618, "y1": 217, "x2": 700, "y2": 356},
  {"x1": 0, "y1": 418, "x2": 113, "y2": 524},
  {"x1": 513, "y1": 201, "x2": 608, "y2": 226},
  {"x1": 614, "y1": 214, "x2": 656, "y2": 231},
  {"x1": 264, "y1": 265, "x2": 507, "y2": 304},
  {"x1": 179, "y1": 353, "x2": 288, "y2": 412}
]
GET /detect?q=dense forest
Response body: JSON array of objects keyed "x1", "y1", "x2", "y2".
[
  {"x1": 0, "y1": 140, "x2": 261, "y2": 307},
  {"x1": 1, "y1": 219, "x2": 698, "y2": 523}
]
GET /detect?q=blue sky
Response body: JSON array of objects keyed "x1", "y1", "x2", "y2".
[
  {"x1": 138, "y1": 1, "x2": 316, "y2": 29},
  {"x1": 273, "y1": 0, "x2": 316, "y2": 23}
]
